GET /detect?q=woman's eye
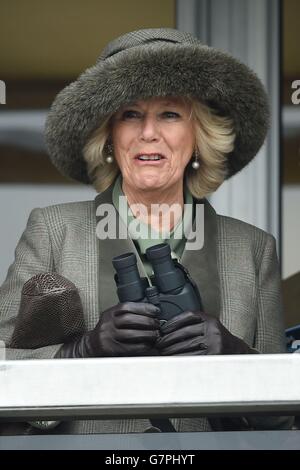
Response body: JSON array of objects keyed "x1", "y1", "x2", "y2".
[
  {"x1": 162, "y1": 111, "x2": 181, "y2": 119},
  {"x1": 121, "y1": 110, "x2": 141, "y2": 120}
]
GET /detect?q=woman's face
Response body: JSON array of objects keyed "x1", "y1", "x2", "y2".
[{"x1": 111, "y1": 96, "x2": 195, "y2": 193}]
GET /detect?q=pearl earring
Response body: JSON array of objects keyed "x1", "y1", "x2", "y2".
[
  {"x1": 105, "y1": 142, "x2": 114, "y2": 164},
  {"x1": 192, "y1": 150, "x2": 200, "y2": 170}
]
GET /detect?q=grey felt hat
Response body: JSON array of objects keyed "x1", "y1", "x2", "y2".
[{"x1": 45, "y1": 28, "x2": 270, "y2": 184}]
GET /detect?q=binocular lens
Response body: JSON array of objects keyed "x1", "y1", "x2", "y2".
[
  {"x1": 146, "y1": 243, "x2": 170, "y2": 261},
  {"x1": 146, "y1": 243, "x2": 185, "y2": 293},
  {"x1": 112, "y1": 252, "x2": 137, "y2": 271},
  {"x1": 112, "y1": 252, "x2": 146, "y2": 302}
]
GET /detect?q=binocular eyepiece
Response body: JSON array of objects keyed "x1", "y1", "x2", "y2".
[{"x1": 112, "y1": 243, "x2": 202, "y2": 322}]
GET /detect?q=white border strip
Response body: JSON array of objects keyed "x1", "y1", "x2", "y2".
[{"x1": 0, "y1": 355, "x2": 299, "y2": 418}]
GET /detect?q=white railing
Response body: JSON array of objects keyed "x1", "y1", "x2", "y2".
[{"x1": 0, "y1": 355, "x2": 299, "y2": 420}]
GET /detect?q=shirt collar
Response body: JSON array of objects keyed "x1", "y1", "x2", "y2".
[{"x1": 112, "y1": 174, "x2": 193, "y2": 256}]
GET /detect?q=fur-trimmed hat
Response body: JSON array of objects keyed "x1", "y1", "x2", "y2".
[{"x1": 45, "y1": 28, "x2": 270, "y2": 184}]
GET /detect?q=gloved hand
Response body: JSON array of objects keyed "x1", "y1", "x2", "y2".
[
  {"x1": 55, "y1": 301, "x2": 160, "y2": 358},
  {"x1": 156, "y1": 310, "x2": 258, "y2": 355}
]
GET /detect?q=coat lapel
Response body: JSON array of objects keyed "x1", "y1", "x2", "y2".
[
  {"x1": 95, "y1": 185, "x2": 148, "y2": 313},
  {"x1": 181, "y1": 198, "x2": 221, "y2": 318},
  {"x1": 94, "y1": 187, "x2": 221, "y2": 319}
]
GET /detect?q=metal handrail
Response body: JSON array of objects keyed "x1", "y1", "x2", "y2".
[{"x1": 0, "y1": 354, "x2": 299, "y2": 421}]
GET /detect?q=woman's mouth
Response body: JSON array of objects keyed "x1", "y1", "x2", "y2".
[{"x1": 134, "y1": 153, "x2": 166, "y2": 164}]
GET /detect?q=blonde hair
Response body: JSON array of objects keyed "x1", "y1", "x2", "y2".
[
  {"x1": 83, "y1": 98, "x2": 236, "y2": 198},
  {"x1": 187, "y1": 98, "x2": 236, "y2": 198}
]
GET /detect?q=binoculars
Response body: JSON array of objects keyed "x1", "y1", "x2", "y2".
[{"x1": 112, "y1": 243, "x2": 202, "y2": 323}]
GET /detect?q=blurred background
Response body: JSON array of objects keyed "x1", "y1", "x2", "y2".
[
  {"x1": 0, "y1": 0, "x2": 299, "y2": 327},
  {"x1": 282, "y1": 0, "x2": 300, "y2": 325}
]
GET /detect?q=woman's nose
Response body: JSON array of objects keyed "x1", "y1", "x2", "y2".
[{"x1": 139, "y1": 115, "x2": 160, "y2": 141}]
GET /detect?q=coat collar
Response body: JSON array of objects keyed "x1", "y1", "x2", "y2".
[{"x1": 94, "y1": 185, "x2": 220, "y2": 318}]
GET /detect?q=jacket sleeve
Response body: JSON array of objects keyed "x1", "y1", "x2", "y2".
[
  {"x1": 253, "y1": 233, "x2": 286, "y2": 353},
  {"x1": 0, "y1": 208, "x2": 63, "y2": 360},
  {"x1": 248, "y1": 233, "x2": 294, "y2": 429}
]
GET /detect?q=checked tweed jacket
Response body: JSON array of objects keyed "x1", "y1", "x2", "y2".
[{"x1": 0, "y1": 185, "x2": 289, "y2": 433}]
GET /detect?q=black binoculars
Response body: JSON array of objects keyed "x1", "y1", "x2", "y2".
[{"x1": 112, "y1": 243, "x2": 202, "y2": 324}]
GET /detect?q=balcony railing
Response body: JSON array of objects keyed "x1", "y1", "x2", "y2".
[{"x1": 0, "y1": 354, "x2": 299, "y2": 421}]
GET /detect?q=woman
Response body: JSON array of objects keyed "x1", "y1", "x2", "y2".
[{"x1": 0, "y1": 28, "x2": 292, "y2": 433}]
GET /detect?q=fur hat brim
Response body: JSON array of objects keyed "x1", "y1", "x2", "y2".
[{"x1": 45, "y1": 29, "x2": 269, "y2": 184}]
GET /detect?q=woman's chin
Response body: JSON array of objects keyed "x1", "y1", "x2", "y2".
[{"x1": 134, "y1": 175, "x2": 165, "y2": 191}]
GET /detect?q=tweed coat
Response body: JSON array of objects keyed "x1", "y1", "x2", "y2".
[{"x1": 0, "y1": 184, "x2": 290, "y2": 433}]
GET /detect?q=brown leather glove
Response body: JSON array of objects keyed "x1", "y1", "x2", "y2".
[
  {"x1": 55, "y1": 301, "x2": 160, "y2": 358},
  {"x1": 156, "y1": 310, "x2": 257, "y2": 355}
]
